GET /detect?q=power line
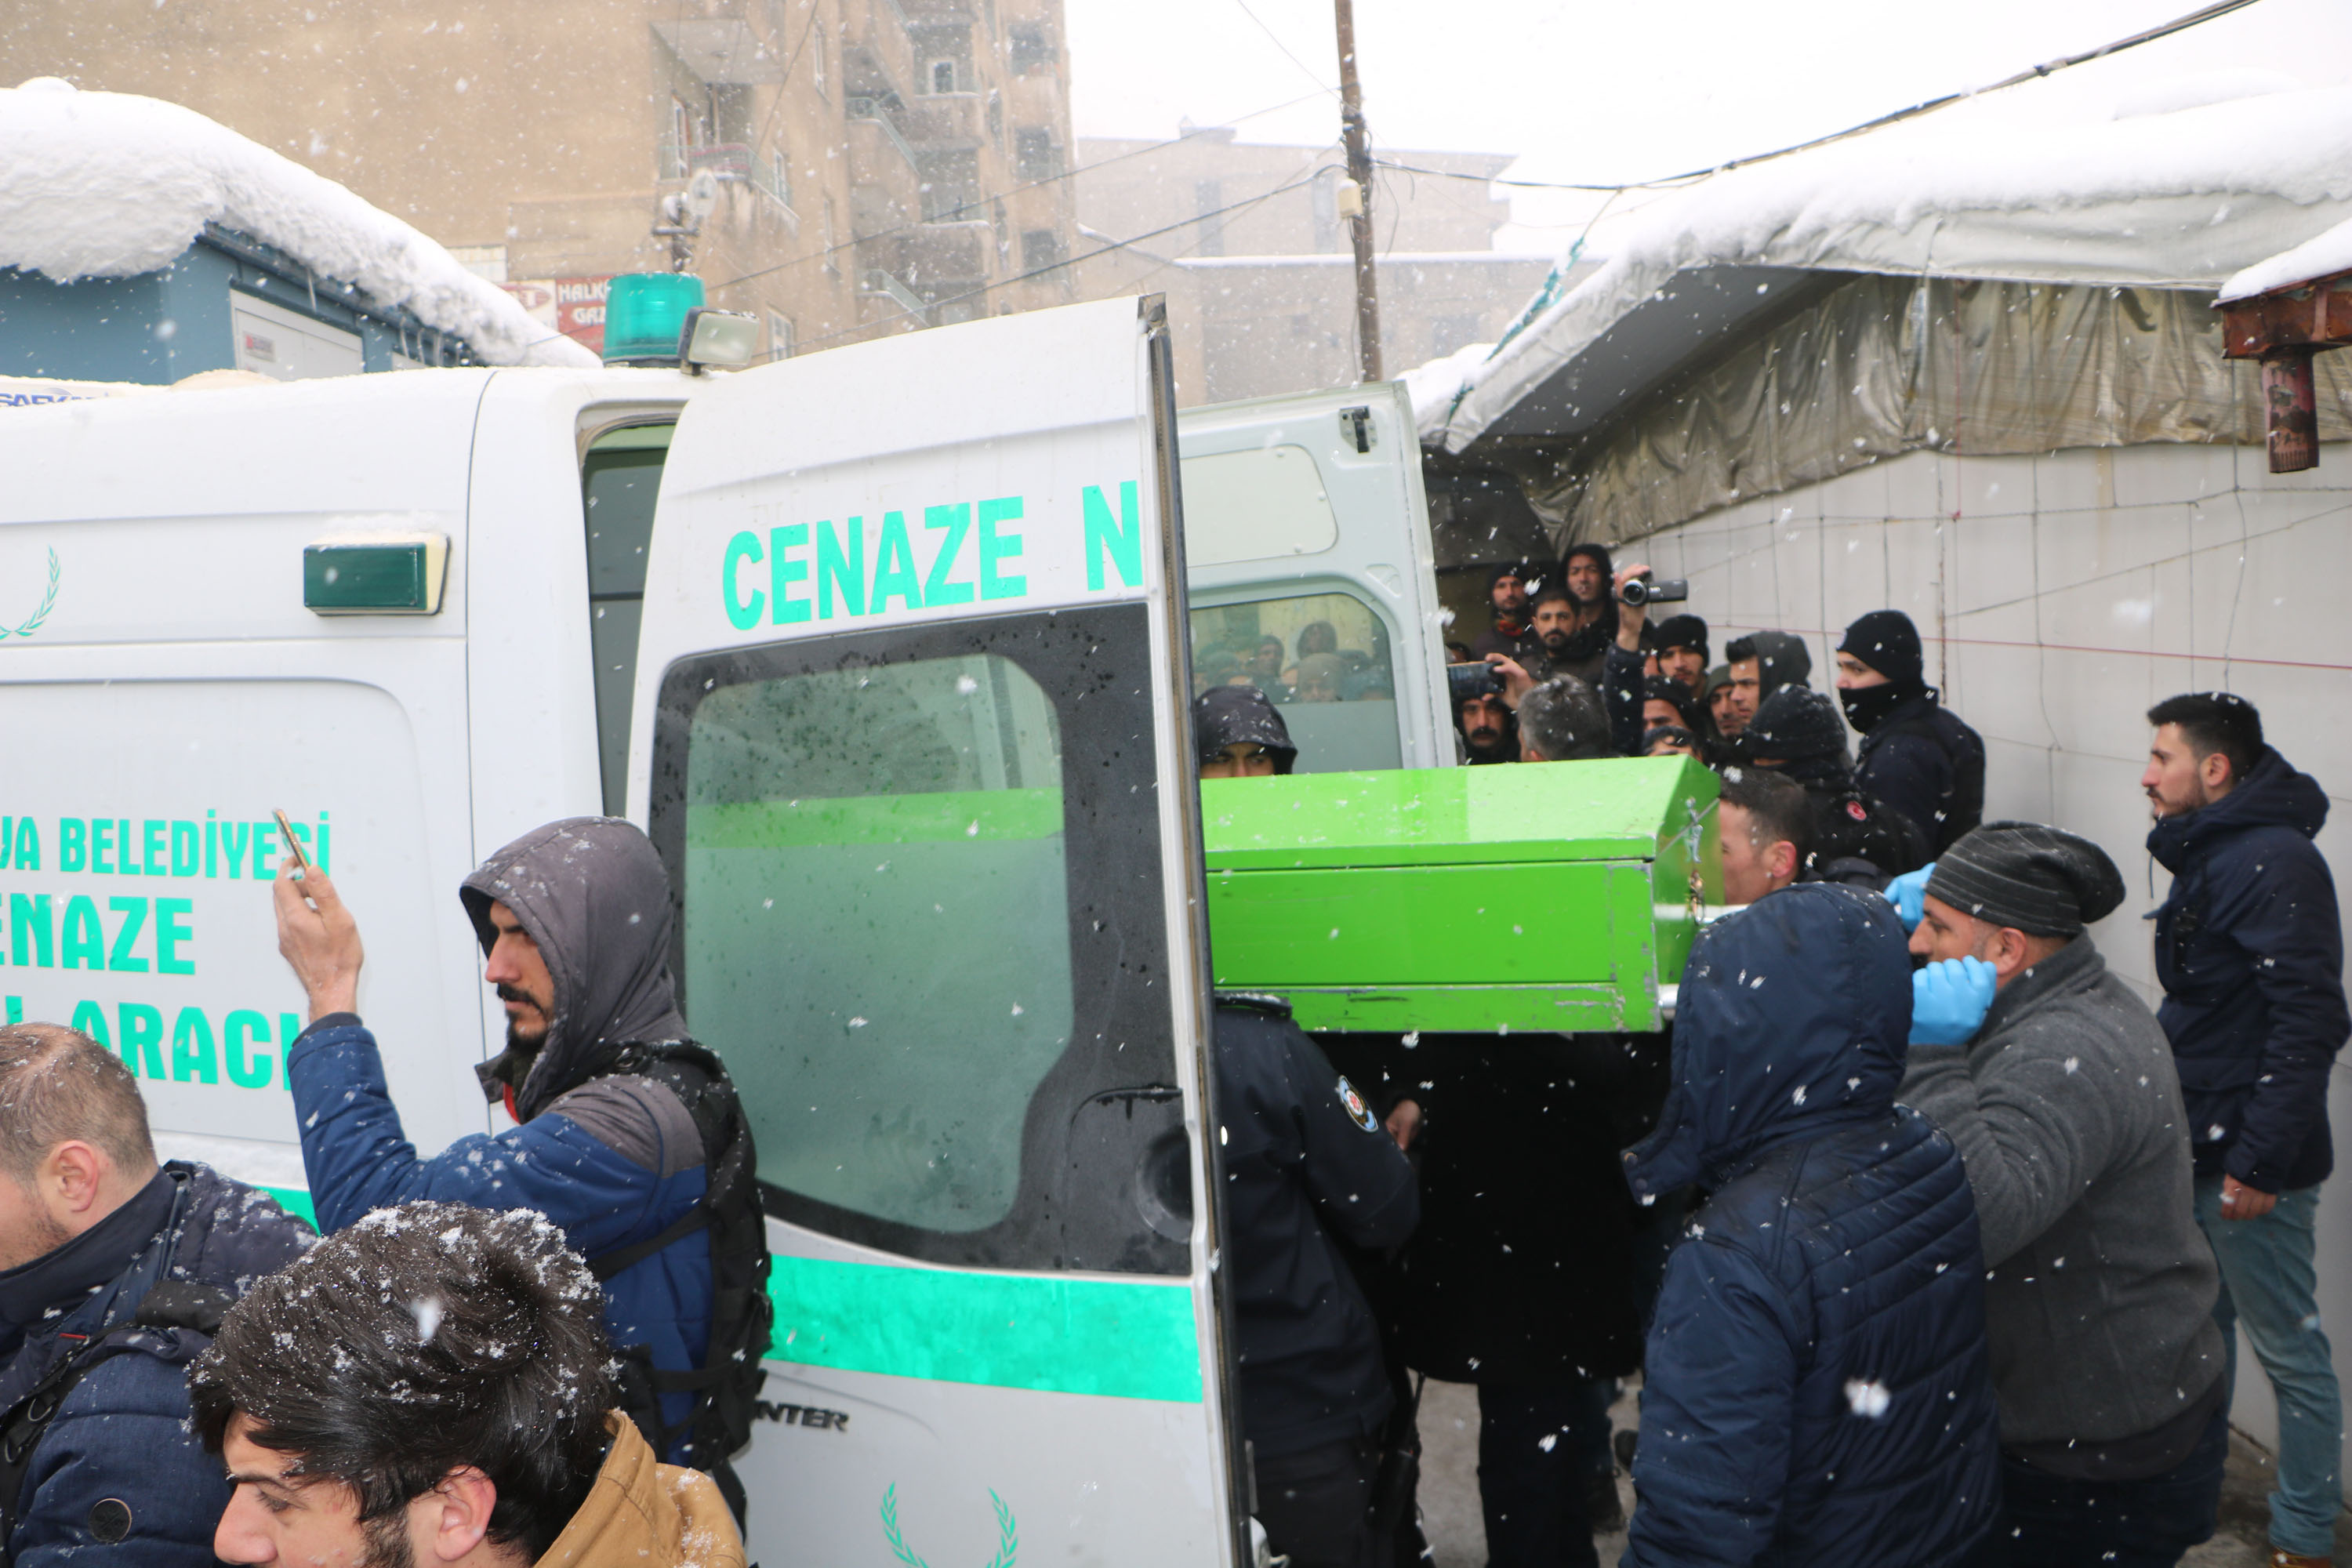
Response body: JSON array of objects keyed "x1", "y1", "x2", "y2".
[
  {"x1": 1228, "y1": 0, "x2": 1339, "y2": 96},
  {"x1": 1381, "y1": 0, "x2": 2268, "y2": 194},
  {"x1": 775, "y1": 166, "x2": 1332, "y2": 357},
  {"x1": 702, "y1": 89, "x2": 1336, "y2": 292}
]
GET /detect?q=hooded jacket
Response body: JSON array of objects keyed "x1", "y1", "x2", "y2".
[
  {"x1": 1737, "y1": 630, "x2": 1812, "y2": 701},
  {"x1": 2147, "y1": 748, "x2": 2349, "y2": 1192},
  {"x1": 1849, "y1": 690, "x2": 1986, "y2": 855},
  {"x1": 1621, "y1": 885, "x2": 1998, "y2": 1568},
  {"x1": 1898, "y1": 935, "x2": 2224, "y2": 1456},
  {"x1": 288, "y1": 818, "x2": 718, "y2": 1456},
  {"x1": 539, "y1": 1414, "x2": 745, "y2": 1568},
  {"x1": 0, "y1": 1163, "x2": 313, "y2": 1568}
]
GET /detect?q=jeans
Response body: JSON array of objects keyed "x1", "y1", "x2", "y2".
[
  {"x1": 1254, "y1": 1435, "x2": 1385, "y2": 1568},
  {"x1": 2193, "y1": 1174, "x2": 2343, "y2": 1558},
  {"x1": 1995, "y1": 1405, "x2": 2227, "y2": 1567},
  {"x1": 1476, "y1": 1378, "x2": 1613, "y2": 1568}
]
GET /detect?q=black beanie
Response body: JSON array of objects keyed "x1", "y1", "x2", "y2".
[
  {"x1": 1742, "y1": 687, "x2": 1847, "y2": 760},
  {"x1": 1192, "y1": 684, "x2": 1296, "y2": 774},
  {"x1": 1651, "y1": 613, "x2": 1708, "y2": 660},
  {"x1": 1488, "y1": 561, "x2": 1534, "y2": 592},
  {"x1": 1838, "y1": 610, "x2": 1923, "y2": 685},
  {"x1": 1926, "y1": 822, "x2": 2125, "y2": 937},
  {"x1": 1642, "y1": 674, "x2": 1700, "y2": 729}
]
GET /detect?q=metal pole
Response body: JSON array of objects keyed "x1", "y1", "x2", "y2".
[{"x1": 1334, "y1": 0, "x2": 1382, "y2": 383}]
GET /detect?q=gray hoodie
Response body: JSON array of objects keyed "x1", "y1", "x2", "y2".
[
  {"x1": 460, "y1": 817, "x2": 692, "y2": 1122},
  {"x1": 1899, "y1": 935, "x2": 2224, "y2": 1450}
]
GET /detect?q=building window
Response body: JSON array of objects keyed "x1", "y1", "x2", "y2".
[
  {"x1": 1014, "y1": 128, "x2": 1060, "y2": 181},
  {"x1": 667, "y1": 96, "x2": 695, "y2": 177},
  {"x1": 1008, "y1": 24, "x2": 1055, "y2": 73},
  {"x1": 1194, "y1": 178, "x2": 1225, "y2": 257},
  {"x1": 928, "y1": 59, "x2": 957, "y2": 94},
  {"x1": 986, "y1": 89, "x2": 1002, "y2": 146},
  {"x1": 823, "y1": 194, "x2": 840, "y2": 278},
  {"x1": 813, "y1": 24, "x2": 828, "y2": 97},
  {"x1": 768, "y1": 312, "x2": 795, "y2": 361},
  {"x1": 1021, "y1": 229, "x2": 1064, "y2": 272}
]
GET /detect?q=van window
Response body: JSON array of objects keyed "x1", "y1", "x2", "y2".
[
  {"x1": 1178, "y1": 445, "x2": 1339, "y2": 567},
  {"x1": 1189, "y1": 589, "x2": 1402, "y2": 773},
  {"x1": 581, "y1": 424, "x2": 673, "y2": 814},
  {"x1": 648, "y1": 606, "x2": 1185, "y2": 1272}
]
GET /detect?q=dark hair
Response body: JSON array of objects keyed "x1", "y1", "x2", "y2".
[
  {"x1": 1719, "y1": 768, "x2": 1813, "y2": 866},
  {"x1": 191, "y1": 1203, "x2": 615, "y2": 1561},
  {"x1": 2147, "y1": 692, "x2": 2263, "y2": 785},
  {"x1": 1723, "y1": 633, "x2": 1759, "y2": 665},
  {"x1": 0, "y1": 1025, "x2": 155, "y2": 1185},
  {"x1": 1518, "y1": 676, "x2": 1613, "y2": 761},
  {"x1": 1530, "y1": 584, "x2": 1577, "y2": 609},
  {"x1": 1642, "y1": 675, "x2": 1700, "y2": 731}
]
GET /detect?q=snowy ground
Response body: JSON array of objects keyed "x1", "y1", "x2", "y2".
[{"x1": 1414, "y1": 1377, "x2": 2350, "y2": 1567}]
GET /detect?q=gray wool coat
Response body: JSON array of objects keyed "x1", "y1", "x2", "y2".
[{"x1": 1899, "y1": 935, "x2": 2226, "y2": 1449}]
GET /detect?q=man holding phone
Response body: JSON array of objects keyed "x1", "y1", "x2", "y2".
[{"x1": 268, "y1": 818, "x2": 771, "y2": 1519}]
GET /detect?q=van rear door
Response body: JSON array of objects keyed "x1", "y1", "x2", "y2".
[
  {"x1": 630, "y1": 299, "x2": 1239, "y2": 1567},
  {"x1": 1178, "y1": 382, "x2": 1450, "y2": 770}
]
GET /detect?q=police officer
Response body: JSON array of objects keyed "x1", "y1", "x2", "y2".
[{"x1": 1213, "y1": 995, "x2": 1421, "y2": 1568}]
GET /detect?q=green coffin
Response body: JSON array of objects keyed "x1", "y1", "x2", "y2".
[{"x1": 1200, "y1": 757, "x2": 1720, "y2": 1034}]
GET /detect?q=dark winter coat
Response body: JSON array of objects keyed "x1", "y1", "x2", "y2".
[
  {"x1": 1621, "y1": 884, "x2": 2000, "y2": 1568},
  {"x1": 1389, "y1": 1033, "x2": 1650, "y2": 1385},
  {"x1": 1213, "y1": 1000, "x2": 1420, "y2": 1457},
  {"x1": 1853, "y1": 693, "x2": 1986, "y2": 854},
  {"x1": 2148, "y1": 748, "x2": 2350, "y2": 1192},
  {"x1": 290, "y1": 818, "x2": 721, "y2": 1457},
  {"x1": 0, "y1": 1163, "x2": 313, "y2": 1568}
]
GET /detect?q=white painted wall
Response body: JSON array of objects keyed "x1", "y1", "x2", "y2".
[{"x1": 1633, "y1": 437, "x2": 2352, "y2": 1471}]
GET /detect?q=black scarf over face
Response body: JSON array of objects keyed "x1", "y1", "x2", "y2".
[{"x1": 1838, "y1": 677, "x2": 1929, "y2": 735}]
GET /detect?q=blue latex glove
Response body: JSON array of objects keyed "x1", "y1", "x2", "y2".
[
  {"x1": 1884, "y1": 862, "x2": 1936, "y2": 931},
  {"x1": 1911, "y1": 956, "x2": 1996, "y2": 1047}
]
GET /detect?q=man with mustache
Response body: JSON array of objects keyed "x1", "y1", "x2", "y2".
[{"x1": 270, "y1": 819, "x2": 769, "y2": 1519}]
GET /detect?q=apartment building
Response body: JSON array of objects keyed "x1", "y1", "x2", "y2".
[
  {"x1": 1074, "y1": 127, "x2": 1548, "y2": 403},
  {"x1": 0, "y1": 0, "x2": 1076, "y2": 361}
]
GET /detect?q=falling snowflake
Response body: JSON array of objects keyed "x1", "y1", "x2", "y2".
[{"x1": 1844, "y1": 1379, "x2": 1891, "y2": 1418}]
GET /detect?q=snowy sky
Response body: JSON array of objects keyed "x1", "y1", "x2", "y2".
[{"x1": 1064, "y1": 0, "x2": 2352, "y2": 253}]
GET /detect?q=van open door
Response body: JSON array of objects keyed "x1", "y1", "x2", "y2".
[
  {"x1": 630, "y1": 299, "x2": 1240, "y2": 1567},
  {"x1": 1178, "y1": 383, "x2": 1450, "y2": 771}
]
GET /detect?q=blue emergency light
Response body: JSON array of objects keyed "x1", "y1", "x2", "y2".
[{"x1": 603, "y1": 274, "x2": 707, "y2": 366}]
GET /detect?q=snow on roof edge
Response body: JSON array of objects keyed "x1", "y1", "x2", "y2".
[
  {"x1": 2220, "y1": 212, "x2": 2352, "y2": 301},
  {"x1": 1421, "y1": 79, "x2": 2352, "y2": 452},
  {"x1": 0, "y1": 82, "x2": 596, "y2": 369}
]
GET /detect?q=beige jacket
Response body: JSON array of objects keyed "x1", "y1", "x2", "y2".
[{"x1": 538, "y1": 1416, "x2": 746, "y2": 1568}]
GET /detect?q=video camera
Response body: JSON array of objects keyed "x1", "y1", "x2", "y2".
[{"x1": 1615, "y1": 572, "x2": 1689, "y2": 608}]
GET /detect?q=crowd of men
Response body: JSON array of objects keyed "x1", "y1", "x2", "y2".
[
  {"x1": 0, "y1": 552, "x2": 2333, "y2": 1568},
  {"x1": 1198, "y1": 556, "x2": 2346, "y2": 1568}
]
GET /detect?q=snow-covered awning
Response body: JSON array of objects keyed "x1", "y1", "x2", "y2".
[
  {"x1": 0, "y1": 81, "x2": 596, "y2": 369},
  {"x1": 1420, "y1": 74, "x2": 2352, "y2": 453}
]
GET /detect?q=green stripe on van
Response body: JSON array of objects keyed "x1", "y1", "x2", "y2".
[
  {"x1": 687, "y1": 789, "x2": 1062, "y2": 848},
  {"x1": 766, "y1": 1254, "x2": 1203, "y2": 1403},
  {"x1": 250, "y1": 1191, "x2": 1198, "y2": 1404},
  {"x1": 263, "y1": 1185, "x2": 318, "y2": 1229}
]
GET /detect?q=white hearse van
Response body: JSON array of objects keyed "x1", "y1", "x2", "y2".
[{"x1": 0, "y1": 297, "x2": 1445, "y2": 1568}]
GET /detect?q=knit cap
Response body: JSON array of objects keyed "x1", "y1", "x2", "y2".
[
  {"x1": 1742, "y1": 687, "x2": 1847, "y2": 760},
  {"x1": 1651, "y1": 614, "x2": 1708, "y2": 659},
  {"x1": 1838, "y1": 610, "x2": 1924, "y2": 685},
  {"x1": 1925, "y1": 821, "x2": 2125, "y2": 937}
]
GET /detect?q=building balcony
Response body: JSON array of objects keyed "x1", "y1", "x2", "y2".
[
  {"x1": 845, "y1": 99, "x2": 923, "y2": 176},
  {"x1": 897, "y1": 92, "x2": 983, "y2": 151}
]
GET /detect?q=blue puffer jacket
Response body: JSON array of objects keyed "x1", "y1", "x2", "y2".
[
  {"x1": 1621, "y1": 884, "x2": 2000, "y2": 1568},
  {"x1": 0, "y1": 1163, "x2": 313, "y2": 1568},
  {"x1": 2148, "y1": 746, "x2": 2349, "y2": 1193}
]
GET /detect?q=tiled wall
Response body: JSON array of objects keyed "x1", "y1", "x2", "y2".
[{"x1": 1634, "y1": 438, "x2": 2352, "y2": 1465}]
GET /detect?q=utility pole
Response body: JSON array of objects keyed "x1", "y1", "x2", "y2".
[{"x1": 1333, "y1": 0, "x2": 1382, "y2": 383}]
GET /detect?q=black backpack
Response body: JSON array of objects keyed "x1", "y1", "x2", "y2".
[{"x1": 578, "y1": 1040, "x2": 771, "y2": 1525}]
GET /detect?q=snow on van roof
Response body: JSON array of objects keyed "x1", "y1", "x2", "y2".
[
  {"x1": 1420, "y1": 73, "x2": 2352, "y2": 452},
  {"x1": 0, "y1": 80, "x2": 596, "y2": 369}
]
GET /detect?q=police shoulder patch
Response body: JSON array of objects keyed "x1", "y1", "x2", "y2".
[{"x1": 1336, "y1": 1076, "x2": 1379, "y2": 1133}]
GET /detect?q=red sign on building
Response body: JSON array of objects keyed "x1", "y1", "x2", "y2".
[{"x1": 502, "y1": 276, "x2": 614, "y2": 355}]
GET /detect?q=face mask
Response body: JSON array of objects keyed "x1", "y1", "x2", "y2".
[{"x1": 1837, "y1": 679, "x2": 1919, "y2": 735}]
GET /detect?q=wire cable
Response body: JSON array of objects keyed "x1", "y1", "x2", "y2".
[{"x1": 1374, "y1": 0, "x2": 2269, "y2": 193}]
